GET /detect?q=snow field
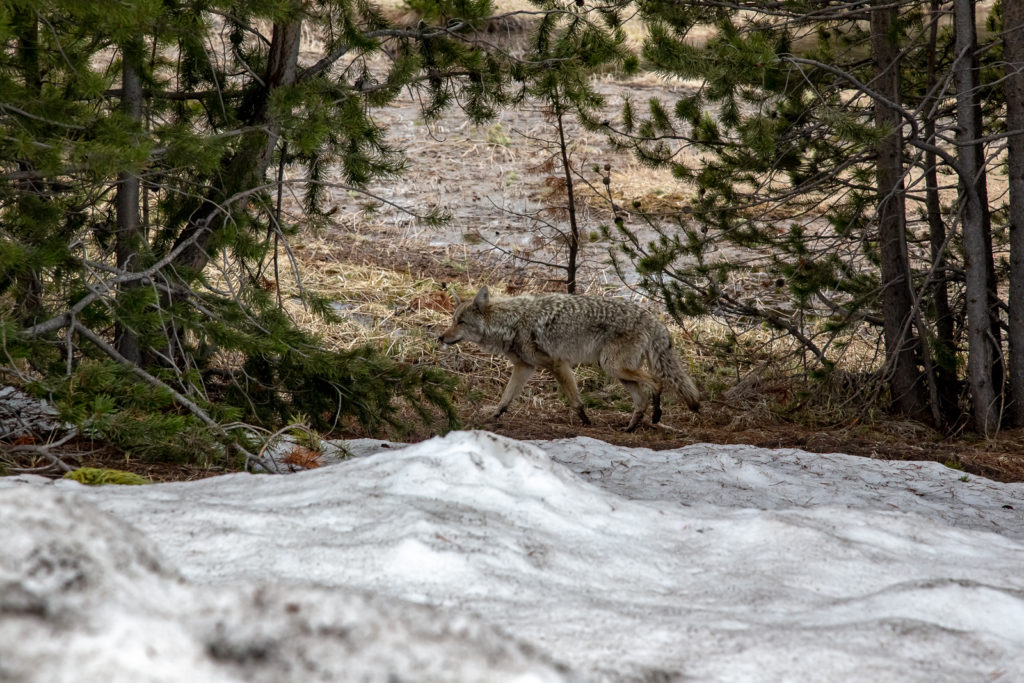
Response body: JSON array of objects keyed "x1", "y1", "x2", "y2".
[{"x1": 3, "y1": 430, "x2": 1023, "y2": 681}]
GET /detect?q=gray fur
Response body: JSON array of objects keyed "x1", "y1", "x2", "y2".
[{"x1": 439, "y1": 287, "x2": 700, "y2": 430}]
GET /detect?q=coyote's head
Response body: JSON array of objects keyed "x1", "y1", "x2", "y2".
[{"x1": 438, "y1": 286, "x2": 490, "y2": 345}]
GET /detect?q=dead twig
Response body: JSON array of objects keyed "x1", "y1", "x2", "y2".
[{"x1": 2, "y1": 431, "x2": 79, "y2": 474}]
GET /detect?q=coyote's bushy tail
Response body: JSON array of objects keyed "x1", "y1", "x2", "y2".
[{"x1": 650, "y1": 337, "x2": 701, "y2": 411}]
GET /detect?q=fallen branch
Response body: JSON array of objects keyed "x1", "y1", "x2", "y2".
[{"x1": 2, "y1": 431, "x2": 79, "y2": 474}]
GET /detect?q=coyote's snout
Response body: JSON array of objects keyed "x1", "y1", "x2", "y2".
[{"x1": 439, "y1": 287, "x2": 700, "y2": 431}]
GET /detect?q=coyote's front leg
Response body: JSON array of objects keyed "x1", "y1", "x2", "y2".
[
  {"x1": 550, "y1": 360, "x2": 590, "y2": 426},
  {"x1": 489, "y1": 363, "x2": 535, "y2": 421}
]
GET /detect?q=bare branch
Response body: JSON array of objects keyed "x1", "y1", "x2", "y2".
[{"x1": 2, "y1": 431, "x2": 79, "y2": 473}]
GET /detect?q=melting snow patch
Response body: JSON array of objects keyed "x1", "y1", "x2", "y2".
[
  {"x1": 0, "y1": 486, "x2": 568, "y2": 683},
  {"x1": 0, "y1": 384, "x2": 69, "y2": 437},
  {"x1": 3, "y1": 430, "x2": 1024, "y2": 682}
]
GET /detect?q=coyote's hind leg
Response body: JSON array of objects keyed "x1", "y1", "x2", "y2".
[
  {"x1": 622, "y1": 379, "x2": 646, "y2": 432},
  {"x1": 612, "y1": 371, "x2": 654, "y2": 432},
  {"x1": 599, "y1": 345, "x2": 657, "y2": 431}
]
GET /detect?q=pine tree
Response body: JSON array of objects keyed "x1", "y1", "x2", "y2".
[
  {"x1": 1001, "y1": 0, "x2": 1024, "y2": 427},
  {"x1": 512, "y1": 0, "x2": 636, "y2": 293},
  {"x1": 0, "y1": 0, "x2": 544, "y2": 466},
  {"x1": 613, "y1": 0, "x2": 1022, "y2": 432}
]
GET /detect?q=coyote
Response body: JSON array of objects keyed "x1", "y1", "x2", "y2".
[{"x1": 438, "y1": 287, "x2": 700, "y2": 431}]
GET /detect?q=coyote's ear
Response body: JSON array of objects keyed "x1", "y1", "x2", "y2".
[{"x1": 473, "y1": 286, "x2": 490, "y2": 311}]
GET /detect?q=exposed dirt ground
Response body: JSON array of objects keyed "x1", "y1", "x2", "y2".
[{"x1": 26, "y1": 396, "x2": 1023, "y2": 484}]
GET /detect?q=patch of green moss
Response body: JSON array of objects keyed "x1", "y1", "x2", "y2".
[{"x1": 63, "y1": 467, "x2": 152, "y2": 486}]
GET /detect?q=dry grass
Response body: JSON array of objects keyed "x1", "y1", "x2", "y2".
[{"x1": 251, "y1": 220, "x2": 1024, "y2": 484}]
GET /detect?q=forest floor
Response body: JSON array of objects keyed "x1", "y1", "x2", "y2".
[
  {"x1": 309, "y1": 238, "x2": 1024, "y2": 485},
  {"x1": 267, "y1": 60, "x2": 1023, "y2": 484},
  {"x1": 17, "y1": 4, "x2": 1024, "y2": 484}
]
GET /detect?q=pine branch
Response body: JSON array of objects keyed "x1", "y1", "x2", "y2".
[
  {"x1": 24, "y1": 227, "x2": 212, "y2": 338},
  {"x1": 70, "y1": 320, "x2": 281, "y2": 473},
  {"x1": 102, "y1": 88, "x2": 244, "y2": 101}
]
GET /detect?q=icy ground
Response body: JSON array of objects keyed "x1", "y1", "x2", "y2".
[{"x1": 3, "y1": 431, "x2": 1024, "y2": 682}]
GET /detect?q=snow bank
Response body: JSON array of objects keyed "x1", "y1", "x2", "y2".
[
  {"x1": 0, "y1": 487, "x2": 568, "y2": 683},
  {"x1": 3, "y1": 430, "x2": 1024, "y2": 682}
]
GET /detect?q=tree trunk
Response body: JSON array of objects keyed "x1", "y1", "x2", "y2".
[
  {"x1": 871, "y1": 1, "x2": 928, "y2": 420},
  {"x1": 171, "y1": 18, "x2": 303, "y2": 273},
  {"x1": 1004, "y1": 0, "x2": 1024, "y2": 427},
  {"x1": 555, "y1": 108, "x2": 580, "y2": 294},
  {"x1": 922, "y1": 0, "x2": 959, "y2": 423},
  {"x1": 954, "y1": 0, "x2": 1001, "y2": 434},
  {"x1": 115, "y1": 40, "x2": 145, "y2": 365},
  {"x1": 12, "y1": 7, "x2": 43, "y2": 322}
]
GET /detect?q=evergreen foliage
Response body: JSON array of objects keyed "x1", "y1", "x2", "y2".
[
  {"x1": 0, "y1": 0, "x2": 535, "y2": 466},
  {"x1": 612, "y1": 0, "x2": 1024, "y2": 432},
  {"x1": 40, "y1": 359, "x2": 232, "y2": 464}
]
